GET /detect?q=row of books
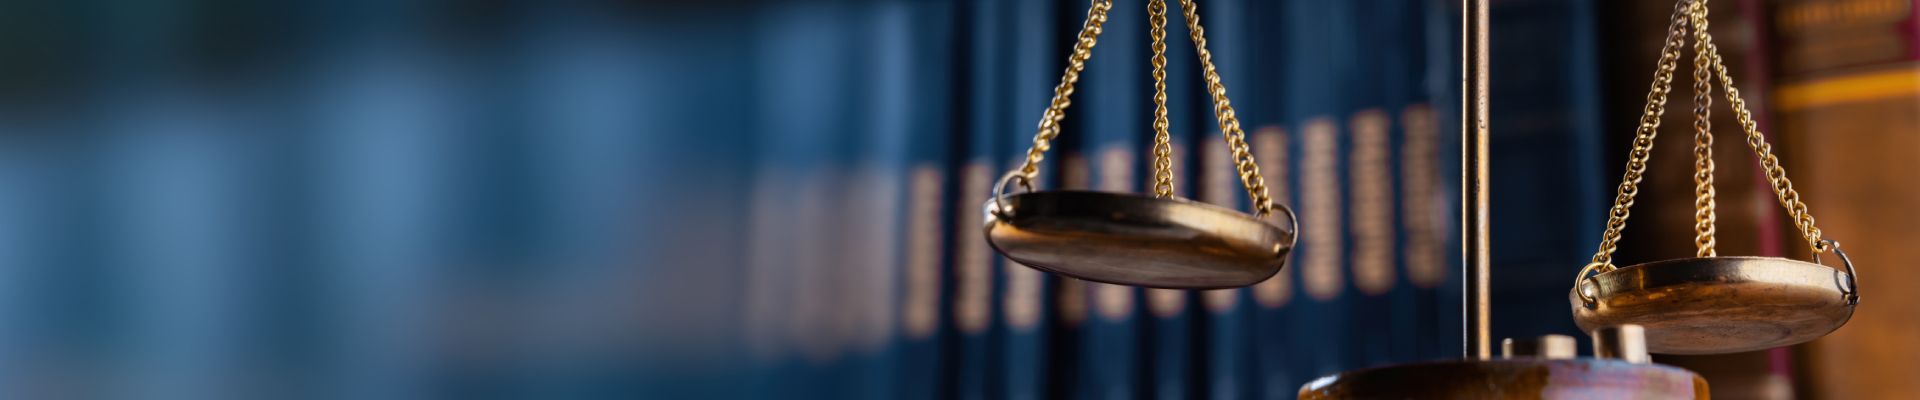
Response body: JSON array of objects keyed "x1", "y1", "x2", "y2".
[
  {"x1": 0, "y1": 0, "x2": 1622, "y2": 397},
  {"x1": 739, "y1": 0, "x2": 1614, "y2": 398}
]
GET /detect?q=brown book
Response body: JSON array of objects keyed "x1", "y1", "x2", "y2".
[{"x1": 1770, "y1": 2, "x2": 1920, "y2": 397}]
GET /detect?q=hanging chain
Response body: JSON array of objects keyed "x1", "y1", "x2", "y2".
[
  {"x1": 1149, "y1": 0, "x2": 1175, "y2": 198},
  {"x1": 1587, "y1": 0, "x2": 1833, "y2": 275},
  {"x1": 1587, "y1": 0, "x2": 1691, "y2": 271},
  {"x1": 1177, "y1": 0, "x2": 1273, "y2": 216},
  {"x1": 1689, "y1": 0, "x2": 1717, "y2": 257},
  {"x1": 1691, "y1": 1, "x2": 1829, "y2": 253},
  {"x1": 1012, "y1": 0, "x2": 1114, "y2": 183}
]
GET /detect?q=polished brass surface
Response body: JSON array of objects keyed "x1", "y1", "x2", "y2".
[
  {"x1": 1571, "y1": 257, "x2": 1855, "y2": 354},
  {"x1": 1503, "y1": 335, "x2": 1578, "y2": 360},
  {"x1": 988, "y1": 0, "x2": 1296, "y2": 288},
  {"x1": 1462, "y1": 0, "x2": 1492, "y2": 360},
  {"x1": 984, "y1": 191, "x2": 1295, "y2": 289},
  {"x1": 1592, "y1": 324, "x2": 1653, "y2": 363},
  {"x1": 1299, "y1": 359, "x2": 1708, "y2": 399}
]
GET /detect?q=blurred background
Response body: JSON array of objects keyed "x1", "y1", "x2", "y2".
[{"x1": 0, "y1": 0, "x2": 1914, "y2": 398}]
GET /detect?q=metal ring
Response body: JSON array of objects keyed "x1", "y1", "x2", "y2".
[
  {"x1": 1574, "y1": 262, "x2": 1605, "y2": 309},
  {"x1": 990, "y1": 171, "x2": 1034, "y2": 219},
  {"x1": 1814, "y1": 239, "x2": 1858, "y2": 305},
  {"x1": 1279, "y1": 203, "x2": 1300, "y2": 247}
]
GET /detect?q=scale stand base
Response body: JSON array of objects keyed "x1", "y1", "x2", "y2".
[{"x1": 1298, "y1": 358, "x2": 1707, "y2": 399}]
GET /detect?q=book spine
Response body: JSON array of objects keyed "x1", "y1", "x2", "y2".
[
  {"x1": 303, "y1": 35, "x2": 474, "y2": 399},
  {"x1": 101, "y1": 87, "x2": 265, "y2": 400},
  {"x1": 893, "y1": 1, "x2": 960, "y2": 399},
  {"x1": 999, "y1": 1, "x2": 1056, "y2": 399},
  {"x1": 747, "y1": 4, "x2": 870, "y2": 398},
  {"x1": 1483, "y1": 0, "x2": 1604, "y2": 341},
  {"x1": 1079, "y1": 1, "x2": 1148, "y2": 396},
  {"x1": 1344, "y1": 0, "x2": 1401, "y2": 367},
  {"x1": 1244, "y1": 0, "x2": 1305, "y2": 396},
  {"x1": 1148, "y1": 2, "x2": 1204, "y2": 398},
  {"x1": 1049, "y1": 150, "x2": 1091, "y2": 400},
  {"x1": 1198, "y1": 2, "x2": 1259, "y2": 396},
  {"x1": 1280, "y1": 0, "x2": 1355, "y2": 381},
  {"x1": 952, "y1": 0, "x2": 1006, "y2": 399},
  {"x1": 1767, "y1": 2, "x2": 1920, "y2": 398}
]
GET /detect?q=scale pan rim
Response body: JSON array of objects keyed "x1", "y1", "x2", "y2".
[
  {"x1": 983, "y1": 190, "x2": 1295, "y2": 289},
  {"x1": 1570, "y1": 255, "x2": 1855, "y2": 355}
]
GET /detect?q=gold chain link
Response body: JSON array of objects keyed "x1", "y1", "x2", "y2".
[
  {"x1": 1588, "y1": 0, "x2": 1832, "y2": 274},
  {"x1": 1588, "y1": 0, "x2": 1691, "y2": 271},
  {"x1": 1691, "y1": 2, "x2": 1829, "y2": 253},
  {"x1": 1013, "y1": 0, "x2": 1113, "y2": 183},
  {"x1": 1689, "y1": 0, "x2": 1717, "y2": 257},
  {"x1": 1149, "y1": 0, "x2": 1175, "y2": 198},
  {"x1": 1007, "y1": 0, "x2": 1274, "y2": 216},
  {"x1": 1177, "y1": 0, "x2": 1272, "y2": 216}
]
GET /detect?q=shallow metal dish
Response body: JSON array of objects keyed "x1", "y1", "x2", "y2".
[
  {"x1": 1570, "y1": 256, "x2": 1857, "y2": 355},
  {"x1": 983, "y1": 190, "x2": 1295, "y2": 289}
]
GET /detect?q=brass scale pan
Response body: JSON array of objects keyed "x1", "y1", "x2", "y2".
[
  {"x1": 984, "y1": 174, "x2": 1296, "y2": 290},
  {"x1": 978, "y1": 0, "x2": 1295, "y2": 290},
  {"x1": 1565, "y1": 0, "x2": 1861, "y2": 355},
  {"x1": 1571, "y1": 249, "x2": 1857, "y2": 355}
]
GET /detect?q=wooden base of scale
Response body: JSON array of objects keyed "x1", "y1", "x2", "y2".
[{"x1": 1298, "y1": 358, "x2": 1708, "y2": 399}]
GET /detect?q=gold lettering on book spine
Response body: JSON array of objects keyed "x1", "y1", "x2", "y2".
[
  {"x1": 904, "y1": 165, "x2": 944, "y2": 339},
  {"x1": 1094, "y1": 146, "x2": 1137, "y2": 321},
  {"x1": 954, "y1": 162, "x2": 994, "y2": 334},
  {"x1": 1252, "y1": 125, "x2": 1293, "y2": 308},
  {"x1": 1301, "y1": 118, "x2": 1344, "y2": 301},
  {"x1": 1005, "y1": 258, "x2": 1043, "y2": 330},
  {"x1": 1351, "y1": 110, "x2": 1395, "y2": 296},
  {"x1": 1402, "y1": 105, "x2": 1446, "y2": 288}
]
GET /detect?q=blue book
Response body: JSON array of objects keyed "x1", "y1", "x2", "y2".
[
  {"x1": 0, "y1": 116, "x2": 60, "y2": 398},
  {"x1": 1483, "y1": 0, "x2": 1606, "y2": 345},
  {"x1": 952, "y1": 0, "x2": 1008, "y2": 398},
  {"x1": 302, "y1": 33, "x2": 474, "y2": 398},
  {"x1": 884, "y1": 1, "x2": 960, "y2": 400},
  {"x1": 98, "y1": 86, "x2": 267, "y2": 400},
  {"x1": 1221, "y1": 0, "x2": 1300, "y2": 397},
  {"x1": 746, "y1": 4, "x2": 867, "y2": 398},
  {"x1": 1279, "y1": 0, "x2": 1357, "y2": 383},
  {"x1": 1428, "y1": 0, "x2": 1466, "y2": 361},
  {"x1": 837, "y1": 3, "x2": 927, "y2": 400},
  {"x1": 1048, "y1": 148, "x2": 1090, "y2": 400},
  {"x1": 1077, "y1": 2, "x2": 1148, "y2": 398},
  {"x1": 1148, "y1": 3, "x2": 1205, "y2": 397},
  {"x1": 998, "y1": 0, "x2": 1056, "y2": 399},
  {"x1": 1343, "y1": 0, "x2": 1409, "y2": 368},
  {"x1": 1382, "y1": 0, "x2": 1453, "y2": 361}
]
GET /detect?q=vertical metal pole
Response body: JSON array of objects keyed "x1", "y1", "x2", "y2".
[{"x1": 1462, "y1": 0, "x2": 1493, "y2": 360}]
